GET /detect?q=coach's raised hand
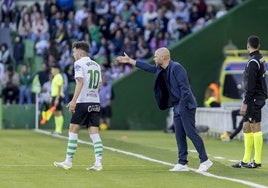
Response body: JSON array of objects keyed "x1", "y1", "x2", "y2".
[{"x1": 116, "y1": 52, "x2": 136, "y2": 66}]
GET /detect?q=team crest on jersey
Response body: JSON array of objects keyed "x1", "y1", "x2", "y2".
[{"x1": 75, "y1": 65, "x2": 82, "y2": 71}]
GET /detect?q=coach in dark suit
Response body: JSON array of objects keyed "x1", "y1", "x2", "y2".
[{"x1": 116, "y1": 47, "x2": 213, "y2": 172}]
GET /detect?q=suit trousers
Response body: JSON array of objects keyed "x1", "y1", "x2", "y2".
[{"x1": 173, "y1": 106, "x2": 208, "y2": 165}]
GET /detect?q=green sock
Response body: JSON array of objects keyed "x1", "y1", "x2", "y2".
[
  {"x1": 242, "y1": 132, "x2": 254, "y2": 163},
  {"x1": 90, "y1": 134, "x2": 103, "y2": 165},
  {"x1": 66, "y1": 132, "x2": 78, "y2": 163},
  {"x1": 253, "y1": 131, "x2": 263, "y2": 164}
]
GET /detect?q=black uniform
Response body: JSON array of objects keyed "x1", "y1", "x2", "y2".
[{"x1": 242, "y1": 50, "x2": 268, "y2": 122}]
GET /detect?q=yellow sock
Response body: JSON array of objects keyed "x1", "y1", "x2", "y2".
[
  {"x1": 253, "y1": 131, "x2": 263, "y2": 164},
  {"x1": 55, "y1": 116, "x2": 64, "y2": 134},
  {"x1": 242, "y1": 132, "x2": 254, "y2": 163}
]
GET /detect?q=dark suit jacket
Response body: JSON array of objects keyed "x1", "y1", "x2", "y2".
[{"x1": 136, "y1": 60, "x2": 197, "y2": 110}]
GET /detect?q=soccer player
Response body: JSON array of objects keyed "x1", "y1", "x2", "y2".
[
  {"x1": 232, "y1": 35, "x2": 267, "y2": 168},
  {"x1": 116, "y1": 47, "x2": 213, "y2": 172},
  {"x1": 54, "y1": 41, "x2": 103, "y2": 171},
  {"x1": 51, "y1": 64, "x2": 64, "y2": 135}
]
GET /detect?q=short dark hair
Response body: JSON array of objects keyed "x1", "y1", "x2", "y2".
[
  {"x1": 248, "y1": 35, "x2": 260, "y2": 49},
  {"x1": 72, "y1": 41, "x2": 89, "y2": 53},
  {"x1": 51, "y1": 63, "x2": 61, "y2": 70}
]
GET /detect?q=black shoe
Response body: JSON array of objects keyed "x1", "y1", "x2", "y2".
[
  {"x1": 232, "y1": 161, "x2": 248, "y2": 168},
  {"x1": 244, "y1": 161, "x2": 261, "y2": 168}
]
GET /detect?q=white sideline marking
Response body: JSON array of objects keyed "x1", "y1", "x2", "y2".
[
  {"x1": 213, "y1": 156, "x2": 225, "y2": 160},
  {"x1": 35, "y1": 129, "x2": 268, "y2": 188}
]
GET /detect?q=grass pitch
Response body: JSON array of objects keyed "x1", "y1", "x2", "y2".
[{"x1": 0, "y1": 130, "x2": 268, "y2": 188}]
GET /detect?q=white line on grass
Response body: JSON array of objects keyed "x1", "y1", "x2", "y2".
[{"x1": 35, "y1": 129, "x2": 268, "y2": 188}]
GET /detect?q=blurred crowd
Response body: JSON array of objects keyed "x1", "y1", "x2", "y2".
[{"x1": 0, "y1": 0, "x2": 243, "y2": 105}]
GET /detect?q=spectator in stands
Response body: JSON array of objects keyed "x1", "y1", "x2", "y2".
[
  {"x1": 153, "y1": 8, "x2": 169, "y2": 32},
  {"x1": 143, "y1": 0, "x2": 157, "y2": 13},
  {"x1": 32, "y1": 11, "x2": 49, "y2": 42},
  {"x1": 216, "y1": 4, "x2": 228, "y2": 18},
  {"x1": 30, "y1": 2, "x2": 42, "y2": 22},
  {"x1": 224, "y1": 0, "x2": 242, "y2": 10},
  {"x1": 109, "y1": 29, "x2": 124, "y2": 56},
  {"x1": 189, "y1": 4, "x2": 201, "y2": 27},
  {"x1": 0, "y1": 43, "x2": 11, "y2": 67},
  {"x1": 99, "y1": 74, "x2": 113, "y2": 129},
  {"x1": 18, "y1": 64, "x2": 32, "y2": 105},
  {"x1": 108, "y1": 14, "x2": 123, "y2": 37},
  {"x1": 136, "y1": 0, "x2": 146, "y2": 13},
  {"x1": 39, "y1": 73, "x2": 51, "y2": 113},
  {"x1": 150, "y1": 31, "x2": 166, "y2": 53},
  {"x1": 167, "y1": 16, "x2": 185, "y2": 42},
  {"x1": 143, "y1": 21, "x2": 154, "y2": 42},
  {"x1": 43, "y1": 0, "x2": 59, "y2": 22},
  {"x1": 59, "y1": 42, "x2": 72, "y2": 70},
  {"x1": 191, "y1": 17, "x2": 205, "y2": 32},
  {"x1": 174, "y1": 1, "x2": 189, "y2": 23},
  {"x1": 204, "y1": 4, "x2": 216, "y2": 23},
  {"x1": 74, "y1": 3, "x2": 88, "y2": 26},
  {"x1": 136, "y1": 36, "x2": 151, "y2": 61},
  {"x1": 18, "y1": 13, "x2": 32, "y2": 39},
  {"x1": 98, "y1": 16, "x2": 111, "y2": 40},
  {"x1": 110, "y1": 61, "x2": 124, "y2": 81},
  {"x1": 163, "y1": 31, "x2": 173, "y2": 47},
  {"x1": 142, "y1": 3, "x2": 157, "y2": 27},
  {"x1": 16, "y1": 5, "x2": 29, "y2": 31},
  {"x1": 120, "y1": 36, "x2": 136, "y2": 59},
  {"x1": 61, "y1": 68, "x2": 68, "y2": 104},
  {"x1": 110, "y1": 0, "x2": 125, "y2": 15},
  {"x1": 55, "y1": 21, "x2": 69, "y2": 49},
  {"x1": 153, "y1": 19, "x2": 165, "y2": 37},
  {"x1": 49, "y1": 9, "x2": 63, "y2": 40},
  {"x1": 127, "y1": 13, "x2": 141, "y2": 32},
  {"x1": 83, "y1": 33, "x2": 98, "y2": 57},
  {"x1": 66, "y1": 10, "x2": 82, "y2": 40},
  {"x1": 57, "y1": 0, "x2": 74, "y2": 13},
  {"x1": 1, "y1": 0, "x2": 16, "y2": 28},
  {"x1": 106, "y1": 5, "x2": 117, "y2": 27},
  {"x1": 36, "y1": 63, "x2": 50, "y2": 87},
  {"x1": 64, "y1": 63, "x2": 75, "y2": 102},
  {"x1": 193, "y1": 0, "x2": 207, "y2": 18},
  {"x1": 0, "y1": 61, "x2": 4, "y2": 84},
  {"x1": 87, "y1": 18, "x2": 101, "y2": 45},
  {"x1": 0, "y1": 0, "x2": 2, "y2": 24},
  {"x1": 35, "y1": 39, "x2": 49, "y2": 56},
  {"x1": 93, "y1": 36, "x2": 110, "y2": 63},
  {"x1": 158, "y1": 3, "x2": 173, "y2": 21},
  {"x1": 43, "y1": 40, "x2": 60, "y2": 66},
  {"x1": 2, "y1": 65, "x2": 19, "y2": 104},
  {"x1": 13, "y1": 35, "x2": 25, "y2": 71},
  {"x1": 94, "y1": 0, "x2": 109, "y2": 19},
  {"x1": 120, "y1": 2, "x2": 132, "y2": 22}
]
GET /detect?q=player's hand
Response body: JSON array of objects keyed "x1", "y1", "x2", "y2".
[
  {"x1": 67, "y1": 101, "x2": 76, "y2": 113},
  {"x1": 240, "y1": 103, "x2": 247, "y2": 115},
  {"x1": 54, "y1": 98, "x2": 59, "y2": 106}
]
